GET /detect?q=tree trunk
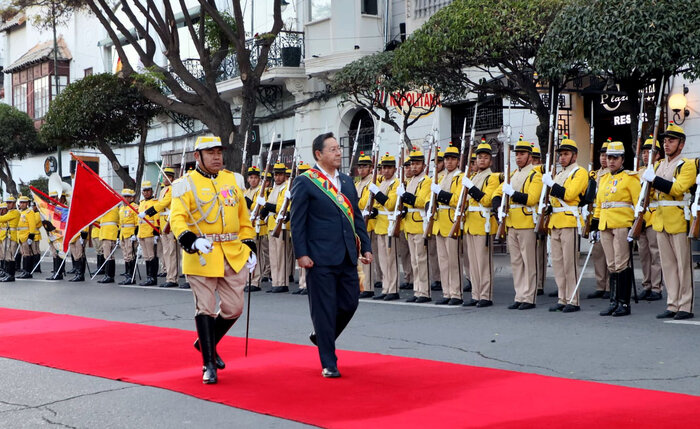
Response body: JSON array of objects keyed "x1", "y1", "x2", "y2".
[
  {"x1": 135, "y1": 123, "x2": 148, "y2": 196},
  {"x1": 0, "y1": 158, "x2": 17, "y2": 196},
  {"x1": 94, "y1": 140, "x2": 136, "y2": 190}
]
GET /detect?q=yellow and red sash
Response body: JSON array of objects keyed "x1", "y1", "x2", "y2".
[{"x1": 302, "y1": 168, "x2": 356, "y2": 234}]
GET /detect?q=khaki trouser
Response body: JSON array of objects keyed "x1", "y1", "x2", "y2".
[
  {"x1": 361, "y1": 249, "x2": 372, "y2": 291},
  {"x1": 550, "y1": 228, "x2": 579, "y2": 306},
  {"x1": 101, "y1": 239, "x2": 116, "y2": 261},
  {"x1": 371, "y1": 232, "x2": 383, "y2": 283},
  {"x1": 639, "y1": 226, "x2": 663, "y2": 293},
  {"x1": 70, "y1": 240, "x2": 84, "y2": 260},
  {"x1": 428, "y1": 235, "x2": 440, "y2": 285},
  {"x1": 32, "y1": 240, "x2": 40, "y2": 255},
  {"x1": 436, "y1": 235, "x2": 461, "y2": 299},
  {"x1": 657, "y1": 231, "x2": 694, "y2": 313},
  {"x1": 508, "y1": 228, "x2": 537, "y2": 304},
  {"x1": 4, "y1": 240, "x2": 18, "y2": 261},
  {"x1": 467, "y1": 234, "x2": 493, "y2": 301},
  {"x1": 397, "y1": 234, "x2": 413, "y2": 284},
  {"x1": 377, "y1": 234, "x2": 398, "y2": 294},
  {"x1": 268, "y1": 232, "x2": 288, "y2": 287},
  {"x1": 120, "y1": 238, "x2": 136, "y2": 262},
  {"x1": 536, "y1": 235, "x2": 547, "y2": 291},
  {"x1": 92, "y1": 237, "x2": 102, "y2": 256},
  {"x1": 260, "y1": 235, "x2": 271, "y2": 278},
  {"x1": 48, "y1": 239, "x2": 61, "y2": 258},
  {"x1": 462, "y1": 235, "x2": 471, "y2": 281},
  {"x1": 189, "y1": 260, "x2": 248, "y2": 319},
  {"x1": 162, "y1": 231, "x2": 178, "y2": 283},
  {"x1": 592, "y1": 240, "x2": 610, "y2": 291},
  {"x1": 407, "y1": 233, "x2": 429, "y2": 298},
  {"x1": 600, "y1": 228, "x2": 630, "y2": 273},
  {"x1": 20, "y1": 240, "x2": 33, "y2": 257},
  {"x1": 251, "y1": 235, "x2": 267, "y2": 284}
]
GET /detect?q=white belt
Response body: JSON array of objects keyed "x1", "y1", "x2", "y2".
[
  {"x1": 377, "y1": 210, "x2": 391, "y2": 216},
  {"x1": 552, "y1": 207, "x2": 580, "y2": 213},
  {"x1": 204, "y1": 233, "x2": 239, "y2": 243},
  {"x1": 438, "y1": 205, "x2": 451, "y2": 211},
  {"x1": 648, "y1": 202, "x2": 658, "y2": 208},
  {"x1": 467, "y1": 206, "x2": 482, "y2": 212},
  {"x1": 509, "y1": 204, "x2": 535, "y2": 210},
  {"x1": 552, "y1": 201, "x2": 582, "y2": 234},
  {"x1": 467, "y1": 204, "x2": 492, "y2": 233},
  {"x1": 162, "y1": 209, "x2": 170, "y2": 216},
  {"x1": 407, "y1": 208, "x2": 426, "y2": 216},
  {"x1": 16, "y1": 227, "x2": 28, "y2": 230},
  {"x1": 655, "y1": 200, "x2": 689, "y2": 207},
  {"x1": 101, "y1": 222, "x2": 118, "y2": 226},
  {"x1": 122, "y1": 224, "x2": 135, "y2": 228},
  {"x1": 601, "y1": 202, "x2": 634, "y2": 209}
]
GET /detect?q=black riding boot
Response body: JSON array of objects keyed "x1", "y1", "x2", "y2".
[
  {"x1": 66, "y1": 255, "x2": 77, "y2": 274},
  {"x1": 47, "y1": 257, "x2": 63, "y2": 280},
  {"x1": 119, "y1": 261, "x2": 134, "y2": 285},
  {"x1": 33, "y1": 254, "x2": 41, "y2": 273},
  {"x1": 69, "y1": 258, "x2": 85, "y2": 282},
  {"x1": 96, "y1": 254, "x2": 105, "y2": 275},
  {"x1": 17, "y1": 255, "x2": 33, "y2": 279},
  {"x1": 194, "y1": 315, "x2": 237, "y2": 369},
  {"x1": 0, "y1": 261, "x2": 15, "y2": 282},
  {"x1": 194, "y1": 314, "x2": 218, "y2": 384},
  {"x1": 613, "y1": 268, "x2": 632, "y2": 317},
  {"x1": 600, "y1": 272, "x2": 618, "y2": 316},
  {"x1": 97, "y1": 259, "x2": 115, "y2": 284},
  {"x1": 139, "y1": 259, "x2": 157, "y2": 286}
]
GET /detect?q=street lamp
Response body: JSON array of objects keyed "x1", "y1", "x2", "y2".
[{"x1": 669, "y1": 84, "x2": 690, "y2": 124}]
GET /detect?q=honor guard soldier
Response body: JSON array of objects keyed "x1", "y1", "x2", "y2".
[
  {"x1": 462, "y1": 151, "x2": 478, "y2": 293},
  {"x1": 16, "y1": 196, "x2": 38, "y2": 279},
  {"x1": 31, "y1": 204, "x2": 42, "y2": 273},
  {"x1": 171, "y1": 135, "x2": 257, "y2": 384},
  {"x1": 244, "y1": 166, "x2": 265, "y2": 290},
  {"x1": 397, "y1": 158, "x2": 414, "y2": 290},
  {"x1": 592, "y1": 141, "x2": 641, "y2": 317},
  {"x1": 400, "y1": 147, "x2": 433, "y2": 303},
  {"x1": 429, "y1": 144, "x2": 464, "y2": 305},
  {"x1": 97, "y1": 204, "x2": 120, "y2": 283},
  {"x1": 494, "y1": 137, "x2": 543, "y2": 310},
  {"x1": 0, "y1": 203, "x2": 7, "y2": 276},
  {"x1": 137, "y1": 181, "x2": 160, "y2": 286},
  {"x1": 368, "y1": 153, "x2": 400, "y2": 301},
  {"x1": 43, "y1": 192, "x2": 65, "y2": 280},
  {"x1": 260, "y1": 162, "x2": 291, "y2": 293},
  {"x1": 0, "y1": 196, "x2": 20, "y2": 282},
  {"x1": 541, "y1": 136, "x2": 589, "y2": 313},
  {"x1": 143, "y1": 167, "x2": 179, "y2": 288},
  {"x1": 588, "y1": 139, "x2": 611, "y2": 299},
  {"x1": 68, "y1": 228, "x2": 89, "y2": 282},
  {"x1": 531, "y1": 146, "x2": 548, "y2": 295},
  {"x1": 257, "y1": 172, "x2": 273, "y2": 284},
  {"x1": 642, "y1": 122, "x2": 696, "y2": 320},
  {"x1": 118, "y1": 189, "x2": 139, "y2": 285},
  {"x1": 91, "y1": 221, "x2": 105, "y2": 276},
  {"x1": 293, "y1": 162, "x2": 311, "y2": 295},
  {"x1": 461, "y1": 141, "x2": 501, "y2": 307},
  {"x1": 428, "y1": 149, "x2": 444, "y2": 292},
  {"x1": 356, "y1": 152, "x2": 377, "y2": 298},
  {"x1": 637, "y1": 137, "x2": 664, "y2": 301}
]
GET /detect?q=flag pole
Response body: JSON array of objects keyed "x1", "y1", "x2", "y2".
[{"x1": 30, "y1": 186, "x2": 68, "y2": 208}]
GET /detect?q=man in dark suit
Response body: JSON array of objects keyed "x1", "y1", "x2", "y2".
[{"x1": 290, "y1": 132, "x2": 373, "y2": 378}]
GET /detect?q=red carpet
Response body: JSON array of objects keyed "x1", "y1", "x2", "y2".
[{"x1": 0, "y1": 307, "x2": 698, "y2": 428}]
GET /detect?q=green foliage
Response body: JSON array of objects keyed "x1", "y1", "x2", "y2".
[
  {"x1": 41, "y1": 73, "x2": 162, "y2": 148},
  {"x1": 537, "y1": 0, "x2": 700, "y2": 82},
  {"x1": 202, "y1": 11, "x2": 236, "y2": 52},
  {"x1": 332, "y1": 51, "x2": 396, "y2": 98},
  {"x1": 0, "y1": 0, "x2": 86, "y2": 29},
  {"x1": 132, "y1": 66, "x2": 167, "y2": 90},
  {"x1": 0, "y1": 103, "x2": 40, "y2": 160},
  {"x1": 20, "y1": 177, "x2": 48, "y2": 197}
]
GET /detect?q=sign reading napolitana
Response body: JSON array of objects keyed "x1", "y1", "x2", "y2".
[{"x1": 376, "y1": 85, "x2": 441, "y2": 119}]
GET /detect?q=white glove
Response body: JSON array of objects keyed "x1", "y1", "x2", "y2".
[
  {"x1": 130, "y1": 235, "x2": 137, "y2": 242},
  {"x1": 138, "y1": 211, "x2": 147, "y2": 219},
  {"x1": 431, "y1": 183, "x2": 442, "y2": 195},
  {"x1": 462, "y1": 175, "x2": 474, "y2": 189},
  {"x1": 502, "y1": 183, "x2": 515, "y2": 196},
  {"x1": 642, "y1": 167, "x2": 656, "y2": 183},
  {"x1": 245, "y1": 252, "x2": 257, "y2": 270},
  {"x1": 284, "y1": 190, "x2": 291, "y2": 200},
  {"x1": 27, "y1": 239, "x2": 33, "y2": 245},
  {"x1": 581, "y1": 205, "x2": 590, "y2": 219},
  {"x1": 361, "y1": 209, "x2": 370, "y2": 218},
  {"x1": 79, "y1": 238, "x2": 84, "y2": 246},
  {"x1": 594, "y1": 231, "x2": 601, "y2": 242},
  {"x1": 193, "y1": 237, "x2": 213, "y2": 254},
  {"x1": 498, "y1": 206, "x2": 506, "y2": 222},
  {"x1": 627, "y1": 235, "x2": 634, "y2": 242},
  {"x1": 153, "y1": 236, "x2": 159, "y2": 244},
  {"x1": 368, "y1": 183, "x2": 380, "y2": 195},
  {"x1": 396, "y1": 184, "x2": 406, "y2": 198},
  {"x1": 542, "y1": 173, "x2": 554, "y2": 187},
  {"x1": 256, "y1": 196, "x2": 266, "y2": 206},
  {"x1": 696, "y1": 174, "x2": 700, "y2": 185}
]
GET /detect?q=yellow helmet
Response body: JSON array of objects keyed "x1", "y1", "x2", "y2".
[
  {"x1": 660, "y1": 121, "x2": 685, "y2": 140},
  {"x1": 298, "y1": 162, "x2": 311, "y2": 172},
  {"x1": 121, "y1": 188, "x2": 135, "y2": 197},
  {"x1": 357, "y1": 152, "x2": 372, "y2": 165},
  {"x1": 606, "y1": 141, "x2": 625, "y2": 157},
  {"x1": 141, "y1": 181, "x2": 153, "y2": 189},
  {"x1": 247, "y1": 166, "x2": 261, "y2": 175},
  {"x1": 601, "y1": 137, "x2": 612, "y2": 153},
  {"x1": 436, "y1": 147, "x2": 444, "y2": 160},
  {"x1": 195, "y1": 136, "x2": 223, "y2": 150},
  {"x1": 163, "y1": 166, "x2": 176, "y2": 175},
  {"x1": 474, "y1": 137, "x2": 492, "y2": 155},
  {"x1": 273, "y1": 163, "x2": 287, "y2": 173},
  {"x1": 18, "y1": 195, "x2": 30, "y2": 203},
  {"x1": 5, "y1": 196, "x2": 16, "y2": 203},
  {"x1": 642, "y1": 135, "x2": 661, "y2": 151},
  {"x1": 380, "y1": 152, "x2": 396, "y2": 166},
  {"x1": 409, "y1": 146, "x2": 425, "y2": 162},
  {"x1": 514, "y1": 135, "x2": 532, "y2": 153},
  {"x1": 556, "y1": 134, "x2": 578, "y2": 153},
  {"x1": 444, "y1": 144, "x2": 460, "y2": 158}
]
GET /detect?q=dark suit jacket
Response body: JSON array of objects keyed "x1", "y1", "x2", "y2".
[{"x1": 290, "y1": 166, "x2": 371, "y2": 266}]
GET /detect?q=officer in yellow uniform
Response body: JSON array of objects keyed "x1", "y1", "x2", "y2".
[
  {"x1": 31, "y1": 204, "x2": 43, "y2": 273},
  {"x1": 397, "y1": 158, "x2": 414, "y2": 290},
  {"x1": 642, "y1": 122, "x2": 696, "y2": 320},
  {"x1": 356, "y1": 153, "x2": 377, "y2": 298},
  {"x1": 144, "y1": 167, "x2": 179, "y2": 288},
  {"x1": 16, "y1": 196, "x2": 38, "y2": 279},
  {"x1": 531, "y1": 146, "x2": 548, "y2": 295},
  {"x1": 494, "y1": 137, "x2": 542, "y2": 310},
  {"x1": 592, "y1": 141, "x2": 641, "y2": 317},
  {"x1": 588, "y1": 139, "x2": 611, "y2": 299},
  {"x1": 171, "y1": 135, "x2": 257, "y2": 384},
  {"x1": 260, "y1": 163, "x2": 290, "y2": 293},
  {"x1": 0, "y1": 196, "x2": 20, "y2": 282},
  {"x1": 97, "y1": 204, "x2": 120, "y2": 283},
  {"x1": 541, "y1": 136, "x2": 589, "y2": 312},
  {"x1": 91, "y1": 221, "x2": 104, "y2": 276},
  {"x1": 462, "y1": 151, "x2": 477, "y2": 293},
  {"x1": 428, "y1": 149, "x2": 444, "y2": 292},
  {"x1": 0, "y1": 203, "x2": 8, "y2": 277},
  {"x1": 249, "y1": 171, "x2": 273, "y2": 289},
  {"x1": 429, "y1": 144, "x2": 464, "y2": 305},
  {"x1": 118, "y1": 189, "x2": 139, "y2": 285},
  {"x1": 400, "y1": 147, "x2": 433, "y2": 302},
  {"x1": 244, "y1": 166, "x2": 264, "y2": 291},
  {"x1": 368, "y1": 153, "x2": 400, "y2": 300},
  {"x1": 292, "y1": 162, "x2": 311, "y2": 295},
  {"x1": 637, "y1": 137, "x2": 663, "y2": 301},
  {"x1": 460, "y1": 141, "x2": 501, "y2": 307},
  {"x1": 68, "y1": 228, "x2": 89, "y2": 282},
  {"x1": 137, "y1": 181, "x2": 160, "y2": 286}
]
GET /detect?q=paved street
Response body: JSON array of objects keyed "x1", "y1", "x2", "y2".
[{"x1": 1, "y1": 253, "x2": 698, "y2": 428}]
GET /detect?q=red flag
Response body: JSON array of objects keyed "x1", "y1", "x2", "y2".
[{"x1": 62, "y1": 160, "x2": 122, "y2": 253}]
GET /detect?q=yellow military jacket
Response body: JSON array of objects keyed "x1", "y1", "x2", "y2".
[
  {"x1": 494, "y1": 164, "x2": 543, "y2": 230},
  {"x1": 119, "y1": 203, "x2": 139, "y2": 240},
  {"x1": 32, "y1": 211, "x2": 42, "y2": 239},
  {"x1": 373, "y1": 176, "x2": 398, "y2": 235},
  {"x1": 0, "y1": 209, "x2": 20, "y2": 242},
  {"x1": 403, "y1": 172, "x2": 432, "y2": 235},
  {"x1": 253, "y1": 187, "x2": 269, "y2": 235},
  {"x1": 548, "y1": 163, "x2": 589, "y2": 230},
  {"x1": 91, "y1": 223, "x2": 101, "y2": 239},
  {"x1": 464, "y1": 170, "x2": 501, "y2": 236},
  {"x1": 170, "y1": 169, "x2": 255, "y2": 276},
  {"x1": 266, "y1": 181, "x2": 289, "y2": 231},
  {"x1": 358, "y1": 184, "x2": 376, "y2": 233},
  {"x1": 152, "y1": 185, "x2": 172, "y2": 230},
  {"x1": 651, "y1": 156, "x2": 696, "y2": 234},
  {"x1": 433, "y1": 169, "x2": 462, "y2": 237},
  {"x1": 593, "y1": 169, "x2": 641, "y2": 230},
  {"x1": 99, "y1": 206, "x2": 120, "y2": 241},
  {"x1": 0, "y1": 214, "x2": 7, "y2": 241},
  {"x1": 138, "y1": 197, "x2": 159, "y2": 238},
  {"x1": 18, "y1": 208, "x2": 38, "y2": 242}
]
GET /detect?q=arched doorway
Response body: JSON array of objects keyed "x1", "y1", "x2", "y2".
[{"x1": 343, "y1": 109, "x2": 375, "y2": 176}]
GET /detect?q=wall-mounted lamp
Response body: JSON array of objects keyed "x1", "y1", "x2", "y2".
[
  {"x1": 281, "y1": 0, "x2": 289, "y2": 12},
  {"x1": 669, "y1": 84, "x2": 690, "y2": 124}
]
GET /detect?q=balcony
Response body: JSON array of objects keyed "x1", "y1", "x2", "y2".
[{"x1": 164, "y1": 30, "x2": 305, "y2": 95}]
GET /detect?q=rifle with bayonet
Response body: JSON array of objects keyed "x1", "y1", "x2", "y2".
[
  {"x1": 496, "y1": 122, "x2": 512, "y2": 241},
  {"x1": 363, "y1": 130, "x2": 381, "y2": 224},
  {"x1": 422, "y1": 123, "x2": 440, "y2": 240},
  {"x1": 249, "y1": 132, "x2": 278, "y2": 223},
  {"x1": 240, "y1": 130, "x2": 249, "y2": 176},
  {"x1": 534, "y1": 86, "x2": 560, "y2": 236},
  {"x1": 272, "y1": 145, "x2": 299, "y2": 238},
  {"x1": 581, "y1": 99, "x2": 597, "y2": 239},
  {"x1": 389, "y1": 131, "x2": 406, "y2": 238},
  {"x1": 349, "y1": 120, "x2": 362, "y2": 173},
  {"x1": 449, "y1": 105, "x2": 479, "y2": 239}
]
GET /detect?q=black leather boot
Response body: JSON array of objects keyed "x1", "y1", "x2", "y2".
[
  {"x1": 69, "y1": 258, "x2": 85, "y2": 282},
  {"x1": 613, "y1": 268, "x2": 632, "y2": 317},
  {"x1": 139, "y1": 259, "x2": 157, "y2": 286},
  {"x1": 193, "y1": 315, "x2": 237, "y2": 369},
  {"x1": 96, "y1": 254, "x2": 105, "y2": 275},
  {"x1": 17, "y1": 255, "x2": 33, "y2": 279},
  {"x1": 600, "y1": 272, "x2": 618, "y2": 316},
  {"x1": 47, "y1": 257, "x2": 62, "y2": 280},
  {"x1": 0, "y1": 261, "x2": 15, "y2": 282},
  {"x1": 66, "y1": 256, "x2": 77, "y2": 274},
  {"x1": 0, "y1": 259, "x2": 6, "y2": 277},
  {"x1": 194, "y1": 314, "x2": 218, "y2": 384},
  {"x1": 119, "y1": 261, "x2": 135, "y2": 285},
  {"x1": 98, "y1": 260, "x2": 115, "y2": 284},
  {"x1": 33, "y1": 254, "x2": 41, "y2": 273}
]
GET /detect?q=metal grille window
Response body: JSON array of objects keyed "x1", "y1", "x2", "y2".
[
  {"x1": 450, "y1": 98, "x2": 504, "y2": 143},
  {"x1": 414, "y1": 0, "x2": 453, "y2": 18}
]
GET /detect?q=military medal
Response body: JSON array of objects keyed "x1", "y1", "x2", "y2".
[{"x1": 337, "y1": 193, "x2": 344, "y2": 203}]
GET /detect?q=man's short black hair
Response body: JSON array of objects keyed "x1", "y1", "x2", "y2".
[{"x1": 312, "y1": 132, "x2": 335, "y2": 160}]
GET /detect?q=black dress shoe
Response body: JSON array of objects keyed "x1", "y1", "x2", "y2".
[
  {"x1": 638, "y1": 289, "x2": 651, "y2": 300},
  {"x1": 291, "y1": 288, "x2": 302, "y2": 294},
  {"x1": 159, "y1": 281, "x2": 178, "y2": 288},
  {"x1": 476, "y1": 300, "x2": 493, "y2": 308},
  {"x1": 244, "y1": 285, "x2": 261, "y2": 292},
  {"x1": 674, "y1": 311, "x2": 694, "y2": 320},
  {"x1": 267, "y1": 286, "x2": 289, "y2": 293},
  {"x1": 374, "y1": 281, "x2": 383, "y2": 289},
  {"x1": 656, "y1": 310, "x2": 677, "y2": 319},
  {"x1": 600, "y1": 302, "x2": 618, "y2": 316},
  {"x1": 549, "y1": 303, "x2": 565, "y2": 312},
  {"x1": 322, "y1": 367, "x2": 341, "y2": 378},
  {"x1": 646, "y1": 291, "x2": 663, "y2": 301},
  {"x1": 612, "y1": 304, "x2": 631, "y2": 317},
  {"x1": 518, "y1": 302, "x2": 536, "y2": 310},
  {"x1": 359, "y1": 291, "x2": 375, "y2": 299},
  {"x1": 399, "y1": 282, "x2": 413, "y2": 290},
  {"x1": 157, "y1": 272, "x2": 166, "y2": 277},
  {"x1": 430, "y1": 281, "x2": 442, "y2": 291},
  {"x1": 586, "y1": 290, "x2": 605, "y2": 299},
  {"x1": 562, "y1": 304, "x2": 580, "y2": 313},
  {"x1": 300, "y1": 288, "x2": 308, "y2": 295},
  {"x1": 309, "y1": 332, "x2": 317, "y2": 345},
  {"x1": 373, "y1": 293, "x2": 387, "y2": 300},
  {"x1": 447, "y1": 298, "x2": 463, "y2": 306},
  {"x1": 508, "y1": 301, "x2": 522, "y2": 310},
  {"x1": 435, "y1": 297, "x2": 450, "y2": 305},
  {"x1": 405, "y1": 296, "x2": 418, "y2": 303},
  {"x1": 536, "y1": 289, "x2": 544, "y2": 296},
  {"x1": 179, "y1": 282, "x2": 191, "y2": 289},
  {"x1": 548, "y1": 291, "x2": 558, "y2": 297},
  {"x1": 383, "y1": 293, "x2": 400, "y2": 301},
  {"x1": 462, "y1": 299, "x2": 478, "y2": 307},
  {"x1": 602, "y1": 292, "x2": 610, "y2": 299},
  {"x1": 415, "y1": 297, "x2": 432, "y2": 303}
]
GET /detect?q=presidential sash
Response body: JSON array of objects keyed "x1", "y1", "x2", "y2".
[{"x1": 302, "y1": 168, "x2": 356, "y2": 235}]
